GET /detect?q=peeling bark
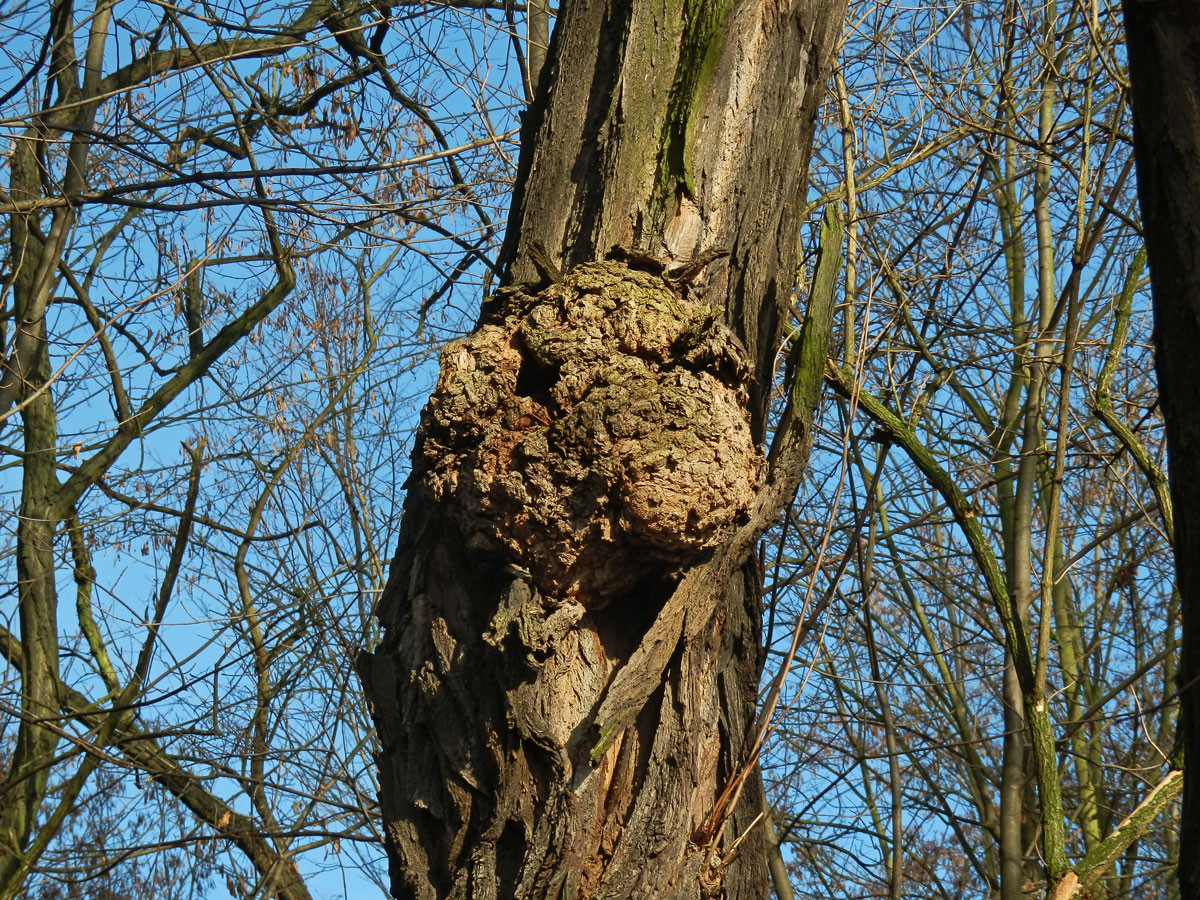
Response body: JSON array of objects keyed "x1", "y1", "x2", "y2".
[{"x1": 360, "y1": 0, "x2": 846, "y2": 896}]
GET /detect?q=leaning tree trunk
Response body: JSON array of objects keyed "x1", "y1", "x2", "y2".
[
  {"x1": 359, "y1": 0, "x2": 846, "y2": 897},
  {"x1": 1121, "y1": 4, "x2": 1200, "y2": 898}
]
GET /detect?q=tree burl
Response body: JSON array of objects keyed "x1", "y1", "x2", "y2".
[{"x1": 417, "y1": 257, "x2": 764, "y2": 606}]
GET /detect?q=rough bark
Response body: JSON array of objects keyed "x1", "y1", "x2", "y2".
[
  {"x1": 359, "y1": 0, "x2": 846, "y2": 896},
  {"x1": 1120, "y1": 3, "x2": 1200, "y2": 898},
  {"x1": 0, "y1": 133, "x2": 64, "y2": 887}
]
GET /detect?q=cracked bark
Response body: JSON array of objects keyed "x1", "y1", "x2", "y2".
[{"x1": 359, "y1": 0, "x2": 846, "y2": 896}]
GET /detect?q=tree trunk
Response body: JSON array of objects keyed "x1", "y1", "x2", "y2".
[
  {"x1": 0, "y1": 132, "x2": 64, "y2": 887},
  {"x1": 1120, "y1": 3, "x2": 1200, "y2": 898},
  {"x1": 359, "y1": 0, "x2": 846, "y2": 896}
]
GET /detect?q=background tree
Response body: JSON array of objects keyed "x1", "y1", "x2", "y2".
[
  {"x1": 0, "y1": 1, "x2": 518, "y2": 896},
  {"x1": 755, "y1": 1, "x2": 1182, "y2": 897}
]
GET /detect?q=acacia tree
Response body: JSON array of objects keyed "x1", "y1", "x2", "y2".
[
  {"x1": 357, "y1": 0, "x2": 848, "y2": 896},
  {"x1": 3, "y1": 0, "x2": 1189, "y2": 897}
]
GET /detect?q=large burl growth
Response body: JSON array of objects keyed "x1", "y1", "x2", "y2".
[{"x1": 416, "y1": 257, "x2": 764, "y2": 605}]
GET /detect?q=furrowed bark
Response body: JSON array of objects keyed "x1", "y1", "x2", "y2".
[{"x1": 359, "y1": 0, "x2": 847, "y2": 896}]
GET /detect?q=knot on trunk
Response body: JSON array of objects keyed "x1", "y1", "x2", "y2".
[{"x1": 416, "y1": 259, "x2": 763, "y2": 605}]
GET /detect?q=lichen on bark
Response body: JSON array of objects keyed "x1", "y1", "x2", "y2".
[{"x1": 415, "y1": 257, "x2": 764, "y2": 605}]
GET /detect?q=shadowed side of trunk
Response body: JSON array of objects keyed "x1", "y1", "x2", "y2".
[
  {"x1": 1121, "y1": 3, "x2": 1200, "y2": 898},
  {"x1": 359, "y1": 0, "x2": 847, "y2": 896}
]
